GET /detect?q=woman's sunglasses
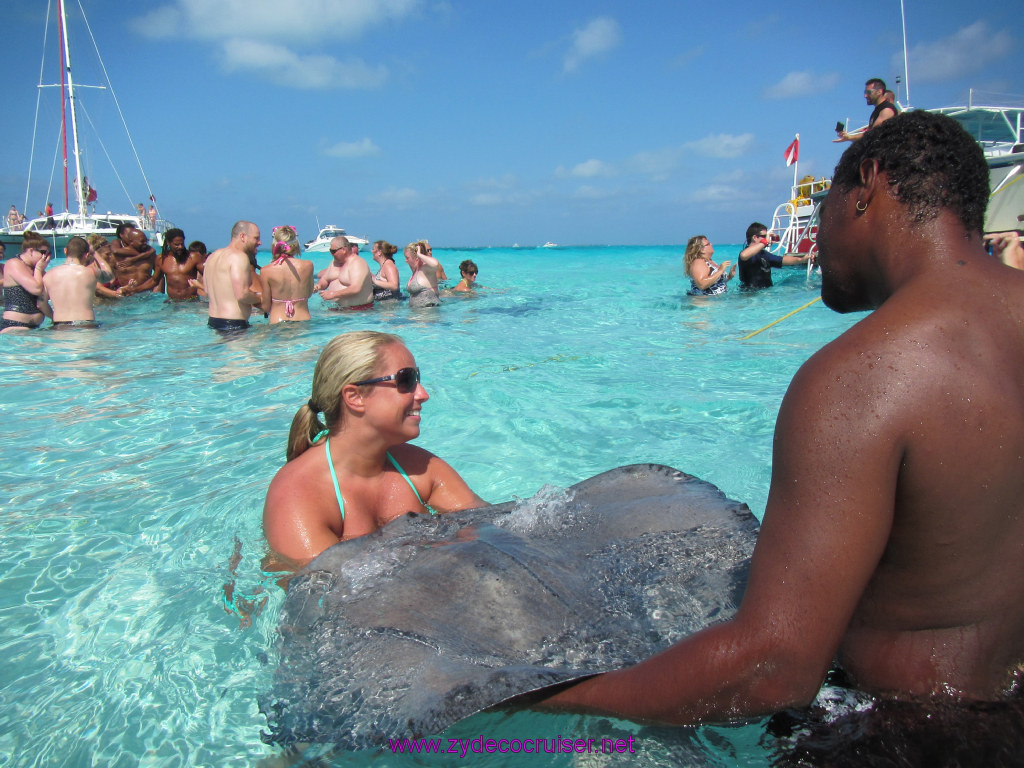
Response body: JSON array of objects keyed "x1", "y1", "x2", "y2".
[{"x1": 354, "y1": 367, "x2": 421, "y2": 393}]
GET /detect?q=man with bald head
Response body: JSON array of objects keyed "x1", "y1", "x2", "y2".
[
  {"x1": 205, "y1": 220, "x2": 263, "y2": 331},
  {"x1": 315, "y1": 236, "x2": 373, "y2": 310}
]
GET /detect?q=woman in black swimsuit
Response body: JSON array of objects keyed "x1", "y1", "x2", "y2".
[
  {"x1": 2, "y1": 232, "x2": 51, "y2": 332},
  {"x1": 683, "y1": 234, "x2": 735, "y2": 296},
  {"x1": 370, "y1": 240, "x2": 404, "y2": 301}
]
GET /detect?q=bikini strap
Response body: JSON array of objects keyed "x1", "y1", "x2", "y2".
[
  {"x1": 325, "y1": 436, "x2": 345, "y2": 521},
  {"x1": 386, "y1": 451, "x2": 426, "y2": 509}
]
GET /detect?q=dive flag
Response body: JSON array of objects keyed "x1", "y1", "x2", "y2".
[{"x1": 784, "y1": 135, "x2": 800, "y2": 167}]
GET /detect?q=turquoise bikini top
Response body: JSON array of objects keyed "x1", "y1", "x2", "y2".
[{"x1": 323, "y1": 435, "x2": 426, "y2": 521}]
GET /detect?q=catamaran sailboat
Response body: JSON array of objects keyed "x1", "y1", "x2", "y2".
[{"x1": 0, "y1": 0, "x2": 173, "y2": 252}]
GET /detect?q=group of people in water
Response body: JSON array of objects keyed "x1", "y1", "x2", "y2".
[
  {"x1": 683, "y1": 222, "x2": 813, "y2": 296},
  {"x1": 259, "y1": 112, "x2": 1024, "y2": 759},
  {"x1": 0, "y1": 221, "x2": 484, "y2": 333}
]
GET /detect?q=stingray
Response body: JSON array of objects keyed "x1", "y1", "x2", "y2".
[{"x1": 259, "y1": 463, "x2": 759, "y2": 749}]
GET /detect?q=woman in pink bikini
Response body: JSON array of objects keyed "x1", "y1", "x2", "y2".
[{"x1": 260, "y1": 225, "x2": 314, "y2": 323}]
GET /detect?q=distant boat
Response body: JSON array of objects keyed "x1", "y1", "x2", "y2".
[
  {"x1": 304, "y1": 225, "x2": 369, "y2": 252},
  {"x1": 0, "y1": 0, "x2": 173, "y2": 252},
  {"x1": 541, "y1": 242, "x2": 558, "y2": 248}
]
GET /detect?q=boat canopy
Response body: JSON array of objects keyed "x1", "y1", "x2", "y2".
[{"x1": 929, "y1": 97, "x2": 1024, "y2": 157}]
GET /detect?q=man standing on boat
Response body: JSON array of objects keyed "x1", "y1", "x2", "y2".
[
  {"x1": 205, "y1": 220, "x2": 263, "y2": 331},
  {"x1": 834, "y1": 78, "x2": 896, "y2": 142},
  {"x1": 316, "y1": 236, "x2": 374, "y2": 310},
  {"x1": 544, "y1": 112, "x2": 1024, "y2": 757}
]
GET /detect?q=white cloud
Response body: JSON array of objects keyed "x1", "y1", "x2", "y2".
[
  {"x1": 898, "y1": 21, "x2": 1012, "y2": 83},
  {"x1": 132, "y1": 0, "x2": 420, "y2": 42},
  {"x1": 764, "y1": 71, "x2": 840, "y2": 100},
  {"x1": 683, "y1": 133, "x2": 755, "y2": 159},
  {"x1": 323, "y1": 138, "x2": 381, "y2": 158},
  {"x1": 130, "y1": 0, "x2": 416, "y2": 88},
  {"x1": 562, "y1": 159, "x2": 616, "y2": 178},
  {"x1": 368, "y1": 187, "x2": 419, "y2": 207},
  {"x1": 669, "y1": 46, "x2": 705, "y2": 69},
  {"x1": 220, "y1": 39, "x2": 387, "y2": 89},
  {"x1": 564, "y1": 16, "x2": 622, "y2": 73}
]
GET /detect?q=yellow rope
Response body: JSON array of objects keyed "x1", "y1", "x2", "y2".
[{"x1": 738, "y1": 296, "x2": 821, "y2": 340}]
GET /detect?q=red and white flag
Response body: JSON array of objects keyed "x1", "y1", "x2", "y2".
[{"x1": 784, "y1": 135, "x2": 800, "y2": 167}]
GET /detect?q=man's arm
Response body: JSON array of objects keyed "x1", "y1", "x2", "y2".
[
  {"x1": 543, "y1": 340, "x2": 903, "y2": 725},
  {"x1": 150, "y1": 258, "x2": 165, "y2": 293},
  {"x1": 111, "y1": 245, "x2": 149, "y2": 266},
  {"x1": 230, "y1": 254, "x2": 261, "y2": 306},
  {"x1": 780, "y1": 253, "x2": 811, "y2": 265},
  {"x1": 871, "y1": 106, "x2": 896, "y2": 130},
  {"x1": 835, "y1": 107, "x2": 895, "y2": 143},
  {"x1": 125, "y1": 262, "x2": 160, "y2": 295}
]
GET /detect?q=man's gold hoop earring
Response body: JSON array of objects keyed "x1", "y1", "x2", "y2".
[{"x1": 856, "y1": 200, "x2": 868, "y2": 212}]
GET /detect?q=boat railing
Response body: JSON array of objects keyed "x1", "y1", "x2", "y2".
[{"x1": 768, "y1": 202, "x2": 814, "y2": 256}]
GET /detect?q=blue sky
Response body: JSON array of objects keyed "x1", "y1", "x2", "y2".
[{"x1": 2, "y1": 0, "x2": 1021, "y2": 248}]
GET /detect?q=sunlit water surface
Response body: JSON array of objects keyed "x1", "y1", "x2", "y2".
[{"x1": 0, "y1": 245, "x2": 861, "y2": 766}]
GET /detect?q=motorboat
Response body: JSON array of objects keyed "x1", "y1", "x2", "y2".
[
  {"x1": 767, "y1": 93, "x2": 1024, "y2": 262},
  {"x1": 304, "y1": 225, "x2": 369, "y2": 252},
  {"x1": 541, "y1": 241, "x2": 558, "y2": 248},
  {"x1": 0, "y1": 0, "x2": 173, "y2": 253}
]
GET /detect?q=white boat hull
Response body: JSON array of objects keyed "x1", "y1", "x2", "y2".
[{"x1": 303, "y1": 225, "x2": 368, "y2": 251}]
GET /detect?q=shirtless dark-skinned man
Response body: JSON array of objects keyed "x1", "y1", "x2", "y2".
[
  {"x1": 544, "y1": 111, "x2": 1024, "y2": 760},
  {"x1": 110, "y1": 222, "x2": 160, "y2": 295},
  {"x1": 156, "y1": 228, "x2": 203, "y2": 300}
]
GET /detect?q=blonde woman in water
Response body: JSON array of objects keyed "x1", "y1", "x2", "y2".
[
  {"x1": 260, "y1": 225, "x2": 314, "y2": 322},
  {"x1": 263, "y1": 331, "x2": 485, "y2": 565}
]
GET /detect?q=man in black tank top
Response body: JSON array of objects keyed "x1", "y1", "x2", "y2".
[{"x1": 834, "y1": 77, "x2": 896, "y2": 143}]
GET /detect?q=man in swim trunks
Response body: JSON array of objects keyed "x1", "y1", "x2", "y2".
[
  {"x1": 156, "y1": 228, "x2": 203, "y2": 300},
  {"x1": 316, "y1": 236, "x2": 373, "y2": 310},
  {"x1": 205, "y1": 220, "x2": 263, "y2": 331},
  {"x1": 41, "y1": 235, "x2": 112, "y2": 326},
  {"x1": 109, "y1": 223, "x2": 160, "y2": 295},
  {"x1": 545, "y1": 112, "x2": 1024, "y2": 732},
  {"x1": 834, "y1": 77, "x2": 896, "y2": 143}
]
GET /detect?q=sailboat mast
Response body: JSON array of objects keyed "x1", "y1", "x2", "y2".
[
  {"x1": 58, "y1": 1, "x2": 69, "y2": 211},
  {"x1": 58, "y1": 0, "x2": 86, "y2": 218}
]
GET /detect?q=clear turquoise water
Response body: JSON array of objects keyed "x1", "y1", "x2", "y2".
[{"x1": 0, "y1": 245, "x2": 861, "y2": 767}]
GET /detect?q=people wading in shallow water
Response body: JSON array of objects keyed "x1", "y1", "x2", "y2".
[
  {"x1": 262, "y1": 331, "x2": 485, "y2": 567},
  {"x1": 41, "y1": 235, "x2": 112, "y2": 327},
  {"x1": 369, "y1": 240, "x2": 404, "y2": 301},
  {"x1": 452, "y1": 259, "x2": 481, "y2": 292},
  {"x1": 316, "y1": 236, "x2": 374, "y2": 310},
  {"x1": 259, "y1": 226, "x2": 314, "y2": 323},
  {"x1": 404, "y1": 242, "x2": 441, "y2": 307},
  {"x1": 1, "y1": 232, "x2": 51, "y2": 332},
  {"x1": 683, "y1": 235, "x2": 734, "y2": 295},
  {"x1": 204, "y1": 220, "x2": 263, "y2": 332},
  {"x1": 156, "y1": 228, "x2": 204, "y2": 300},
  {"x1": 544, "y1": 112, "x2": 1024, "y2": 761}
]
